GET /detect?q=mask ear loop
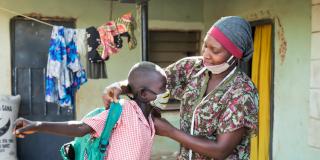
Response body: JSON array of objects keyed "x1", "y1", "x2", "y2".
[{"x1": 227, "y1": 55, "x2": 237, "y2": 66}]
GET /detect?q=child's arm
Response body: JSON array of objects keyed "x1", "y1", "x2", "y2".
[{"x1": 13, "y1": 118, "x2": 93, "y2": 138}]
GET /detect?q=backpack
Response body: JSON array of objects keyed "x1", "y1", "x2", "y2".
[{"x1": 60, "y1": 102, "x2": 122, "y2": 160}]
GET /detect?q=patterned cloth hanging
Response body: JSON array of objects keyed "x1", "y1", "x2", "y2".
[
  {"x1": 46, "y1": 26, "x2": 87, "y2": 107},
  {"x1": 86, "y1": 26, "x2": 108, "y2": 79},
  {"x1": 97, "y1": 12, "x2": 137, "y2": 60},
  {"x1": 114, "y1": 12, "x2": 137, "y2": 50}
]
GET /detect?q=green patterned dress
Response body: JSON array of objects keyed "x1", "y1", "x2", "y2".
[{"x1": 165, "y1": 57, "x2": 258, "y2": 160}]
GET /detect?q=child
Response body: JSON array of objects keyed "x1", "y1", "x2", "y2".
[{"x1": 13, "y1": 62, "x2": 169, "y2": 160}]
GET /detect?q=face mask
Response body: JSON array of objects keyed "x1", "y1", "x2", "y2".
[
  {"x1": 150, "y1": 89, "x2": 170, "y2": 109},
  {"x1": 204, "y1": 56, "x2": 235, "y2": 74}
]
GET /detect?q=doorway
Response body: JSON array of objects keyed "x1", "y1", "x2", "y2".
[{"x1": 11, "y1": 16, "x2": 76, "y2": 160}]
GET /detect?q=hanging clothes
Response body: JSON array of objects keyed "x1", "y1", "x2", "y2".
[
  {"x1": 114, "y1": 32, "x2": 129, "y2": 49},
  {"x1": 86, "y1": 26, "x2": 108, "y2": 79},
  {"x1": 86, "y1": 59, "x2": 108, "y2": 79},
  {"x1": 66, "y1": 28, "x2": 87, "y2": 91},
  {"x1": 76, "y1": 29, "x2": 89, "y2": 75},
  {"x1": 114, "y1": 12, "x2": 137, "y2": 50},
  {"x1": 98, "y1": 12, "x2": 137, "y2": 60},
  {"x1": 86, "y1": 26, "x2": 104, "y2": 63},
  {"x1": 76, "y1": 29, "x2": 88, "y2": 61},
  {"x1": 97, "y1": 21, "x2": 119, "y2": 60},
  {"x1": 46, "y1": 26, "x2": 87, "y2": 107}
]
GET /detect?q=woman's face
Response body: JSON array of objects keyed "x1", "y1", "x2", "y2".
[{"x1": 201, "y1": 35, "x2": 232, "y2": 66}]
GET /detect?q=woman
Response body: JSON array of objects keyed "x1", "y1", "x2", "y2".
[{"x1": 105, "y1": 16, "x2": 258, "y2": 160}]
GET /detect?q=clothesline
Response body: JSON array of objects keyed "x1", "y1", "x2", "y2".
[
  {"x1": 0, "y1": 5, "x2": 140, "y2": 29},
  {"x1": 0, "y1": 6, "x2": 55, "y2": 27},
  {"x1": 0, "y1": 5, "x2": 140, "y2": 107}
]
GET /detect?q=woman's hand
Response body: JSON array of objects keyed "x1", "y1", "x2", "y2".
[
  {"x1": 154, "y1": 117, "x2": 246, "y2": 159},
  {"x1": 13, "y1": 118, "x2": 40, "y2": 138},
  {"x1": 153, "y1": 117, "x2": 176, "y2": 137}
]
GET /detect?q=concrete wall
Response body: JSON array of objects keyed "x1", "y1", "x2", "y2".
[
  {"x1": 0, "y1": 0, "x2": 203, "y2": 117},
  {"x1": 309, "y1": 0, "x2": 320, "y2": 151},
  {"x1": 0, "y1": 0, "x2": 140, "y2": 117},
  {"x1": 0, "y1": 8, "x2": 12, "y2": 96},
  {"x1": 0, "y1": 0, "x2": 203, "y2": 158},
  {"x1": 203, "y1": 0, "x2": 320, "y2": 159},
  {"x1": 149, "y1": 0, "x2": 204, "y2": 158},
  {"x1": 2, "y1": 0, "x2": 317, "y2": 159}
]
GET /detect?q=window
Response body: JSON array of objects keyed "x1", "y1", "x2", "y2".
[{"x1": 148, "y1": 30, "x2": 201, "y2": 110}]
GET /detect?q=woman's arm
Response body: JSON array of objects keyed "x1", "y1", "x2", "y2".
[
  {"x1": 13, "y1": 118, "x2": 92, "y2": 138},
  {"x1": 154, "y1": 117, "x2": 246, "y2": 160}
]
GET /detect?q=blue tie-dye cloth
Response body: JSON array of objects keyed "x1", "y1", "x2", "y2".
[{"x1": 46, "y1": 26, "x2": 87, "y2": 107}]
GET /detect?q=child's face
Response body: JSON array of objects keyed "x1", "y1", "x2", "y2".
[
  {"x1": 143, "y1": 78, "x2": 167, "y2": 103},
  {"x1": 144, "y1": 80, "x2": 170, "y2": 109},
  {"x1": 128, "y1": 71, "x2": 168, "y2": 107}
]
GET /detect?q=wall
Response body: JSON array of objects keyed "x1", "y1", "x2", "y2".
[
  {"x1": 149, "y1": 0, "x2": 203, "y2": 22},
  {"x1": 1, "y1": 0, "x2": 318, "y2": 159},
  {"x1": 0, "y1": 0, "x2": 203, "y2": 117},
  {"x1": 309, "y1": 0, "x2": 320, "y2": 151},
  {"x1": 149, "y1": 0, "x2": 204, "y2": 158},
  {"x1": 0, "y1": 9, "x2": 11, "y2": 96},
  {"x1": 0, "y1": 0, "x2": 140, "y2": 117},
  {"x1": 203, "y1": 0, "x2": 320, "y2": 159},
  {"x1": 0, "y1": 0, "x2": 203, "y2": 159},
  {"x1": 78, "y1": 0, "x2": 204, "y2": 118},
  {"x1": 6, "y1": 0, "x2": 316, "y2": 159}
]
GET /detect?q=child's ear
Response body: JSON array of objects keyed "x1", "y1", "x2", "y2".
[{"x1": 138, "y1": 89, "x2": 149, "y2": 101}]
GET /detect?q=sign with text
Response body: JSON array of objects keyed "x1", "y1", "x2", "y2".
[{"x1": 0, "y1": 95, "x2": 20, "y2": 160}]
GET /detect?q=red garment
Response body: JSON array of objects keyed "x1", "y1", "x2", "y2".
[
  {"x1": 82, "y1": 99, "x2": 155, "y2": 160},
  {"x1": 97, "y1": 12, "x2": 134, "y2": 60}
]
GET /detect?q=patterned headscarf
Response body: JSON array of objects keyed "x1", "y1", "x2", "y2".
[{"x1": 208, "y1": 16, "x2": 253, "y2": 62}]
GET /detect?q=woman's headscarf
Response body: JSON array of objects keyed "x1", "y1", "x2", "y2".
[{"x1": 208, "y1": 16, "x2": 253, "y2": 62}]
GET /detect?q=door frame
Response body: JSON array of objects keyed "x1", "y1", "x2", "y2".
[
  {"x1": 9, "y1": 15, "x2": 78, "y2": 160},
  {"x1": 10, "y1": 15, "x2": 76, "y2": 96},
  {"x1": 250, "y1": 18, "x2": 275, "y2": 160}
]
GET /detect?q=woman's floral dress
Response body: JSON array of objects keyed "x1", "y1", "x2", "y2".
[{"x1": 165, "y1": 56, "x2": 258, "y2": 160}]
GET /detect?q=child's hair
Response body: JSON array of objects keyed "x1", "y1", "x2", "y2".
[{"x1": 128, "y1": 62, "x2": 166, "y2": 94}]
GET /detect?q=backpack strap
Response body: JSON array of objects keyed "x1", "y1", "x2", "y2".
[{"x1": 98, "y1": 102, "x2": 122, "y2": 154}]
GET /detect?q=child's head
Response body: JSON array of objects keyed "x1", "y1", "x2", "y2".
[{"x1": 127, "y1": 62, "x2": 168, "y2": 107}]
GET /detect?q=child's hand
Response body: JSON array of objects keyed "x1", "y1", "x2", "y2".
[{"x1": 13, "y1": 118, "x2": 40, "y2": 138}]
